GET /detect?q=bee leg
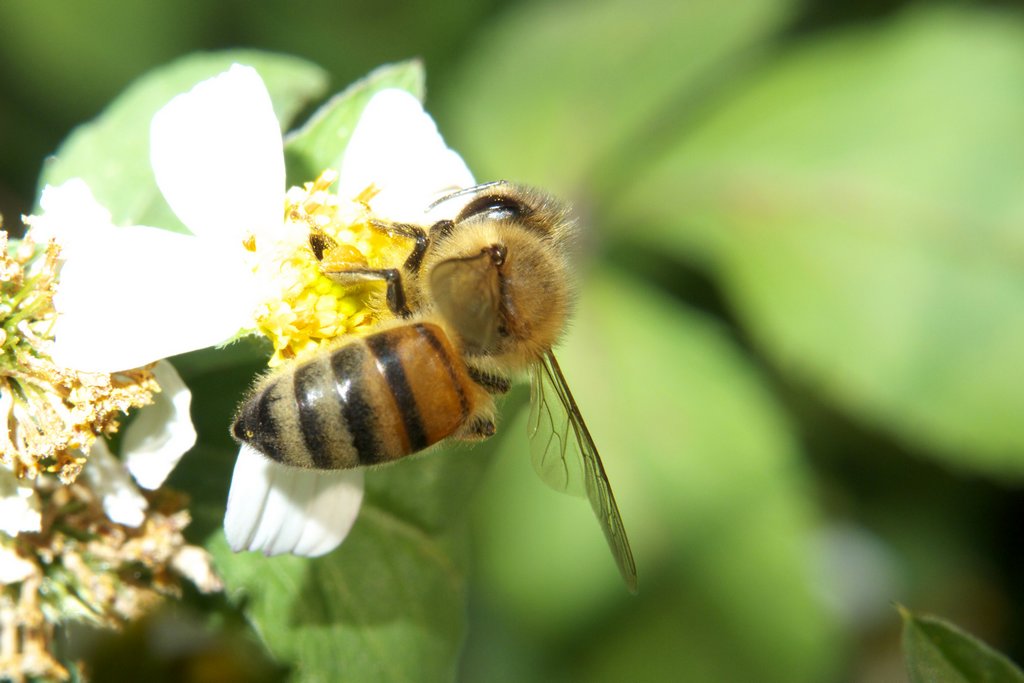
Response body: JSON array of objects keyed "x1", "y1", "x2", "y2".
[
  {"x1": 467, "y1": 366, "x2": 511, "y2": 395},
  {"x1": 457, "y1": 415, "x2": 497, "y2": 441},
  {"x1": 368, "y1": 219, "x2": 429, "y2": 275},
  {"x1": 428, "y1": 218, "x2": 456, "y2": 243},
  {"x1": 320, "y1": 267, "x2": 412, "y2": 318},
  {"x1": 308, "y1": 228, "x2": 338, "y2": 260}
]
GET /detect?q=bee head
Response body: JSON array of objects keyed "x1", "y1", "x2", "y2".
[{"x1": 425, "y1": 186, "x2": 576, "y2": 367}]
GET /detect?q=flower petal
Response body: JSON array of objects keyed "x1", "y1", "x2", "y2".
[
  {"x1": 84, "y1": 440, "x2": 147, "y2": 528},
  {"x1": 0, "y1": 470, "x2": 41, "y2": 536},
  {"x1": 37, "y1": 183, "x2": 256, "y2": 372},
  {"x1": 0, "y1": 545, "x2": 36, "y2": 584},
  {"x1": 28, "y1": 178, "x2": 118, "y2": 241},
  {"x1": 150, "y1": 64, "x2": 285, "y2": 240},
  {"x1": 224, "y1": 445, "x2": 364, "y2": 557},
  {"x1": 124, "y1": 361, "x2": 197, "y2": 489},
  {"x1": 337, "y1": 88, "x2": 475, "y2": 222},
  {"x1": 171, "y1": 546, "x2": 224, "y2": 593}
]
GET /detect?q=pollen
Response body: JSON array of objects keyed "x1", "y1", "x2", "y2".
[
  {"x1": 0, "y1": 229, "x2": 158, "y2": 484},
  {"x1": 252, "y1": 169, "x2": 410, "y2": 366}
]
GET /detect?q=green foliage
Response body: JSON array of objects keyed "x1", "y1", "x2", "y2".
[
  {"x1": 901, "y1": 607, "x2": 1024, "y2": 683},
  {"x1": 614, "y1": 6, "x2": 1024, "y2": 475},
  {"x1": 207, "y1": 509, "x2": 468, "y2": 683},
  {"x1": 473, "y1": 269, "x2": 836, "y2": 681},
  {"x1": 10, "y1": 0, "x2": 1024, "y2": 679},
  {"x1": 441, "y1": 0, "x2": 799, "y2": 188}
]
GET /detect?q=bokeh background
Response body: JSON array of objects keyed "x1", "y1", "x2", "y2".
[{"x1": 3, "y1": 0, "x2": 1024, "y2": 681}]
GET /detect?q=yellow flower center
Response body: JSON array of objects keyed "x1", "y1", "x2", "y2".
[{"x1": 251, "y1": 170, "x2": 409, "y2": 366}]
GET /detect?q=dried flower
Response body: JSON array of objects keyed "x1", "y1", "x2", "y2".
[
  {"x1": 0, "y1": 232, "x2": 156, "y2": 485},
  {"x1": 1, "y1": 466, "x2": 221, "y2": 682},
  {"x1": 0, "y1": 218, "x2": 209, "y2": 681}
]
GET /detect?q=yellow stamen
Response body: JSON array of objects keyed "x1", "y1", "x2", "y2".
[{"x1": 252, "y1": 170, "x2": 410, "y2": 366}]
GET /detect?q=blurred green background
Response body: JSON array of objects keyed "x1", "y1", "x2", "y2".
[{"x1": 4, "y1": 0, "x2": 1024, "y2": 681}]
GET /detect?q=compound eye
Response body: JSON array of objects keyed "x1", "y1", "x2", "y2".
[{"x1": 457, "y1": 193, "x2": 530, "y2": 223}]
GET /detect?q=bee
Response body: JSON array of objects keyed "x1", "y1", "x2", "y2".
[{"x1": 232, "y1": 182, "x2": 637, "y2": 592}]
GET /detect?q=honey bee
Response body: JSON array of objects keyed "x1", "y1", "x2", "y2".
[{"x1": 232, "y1": 182, "x2": 637, "y2": 592}]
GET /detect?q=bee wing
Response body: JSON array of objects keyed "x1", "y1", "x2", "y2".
[
  {"x1": 528, "y1": 357, "x2": 586, "y2": 496},
  {"x1": 529, "y1": 352, "x2": 638, "y2": 592}
]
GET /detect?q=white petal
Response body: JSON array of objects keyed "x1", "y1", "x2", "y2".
[
  {"x1": 0, "y1": 545, "x2": 36, "y2": 584},
  {"x1": 124, "y1": 361, "x2": 197, "y2": 489},
  {"x1": 28, "y1": 180, "x2": 116, "y2": 244},
  {"x1": 171, "y1": 546, "x2": 223, "y2": 593},
  {"x1": 224, "y1": 445, "x2": 364, "y2": 557},
  {"x1": 50, "y1": 220, "x2": 255, "y2": 373},
  {"x1": 84, "y1": 440, "x2": 147, "y2": 528},
  {"x1": 337, "y1": 88, "x2": 475, "y2": 222},
  {"x1": 151, "y1": 64, "x2": 285, "y2": 240},
  {"x1": 0, "y1": 470, "x2": 41, "y2": 536}
]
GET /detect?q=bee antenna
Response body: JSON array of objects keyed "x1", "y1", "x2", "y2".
[{"x1": 427, "y1": 181, "x2": 509, "y2": 212}]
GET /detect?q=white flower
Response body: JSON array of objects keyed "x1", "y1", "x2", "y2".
[
  {"x1": 82, "y1": 361, "x2": 195, "y2": 527},
  {"x1": 83, "y1": 439, "x2": 148, "y2": 527},
  {"x1": 0, "y1": 470, "x2": 41, "y2": 536},
  {"x1": 123, "y1": 360, "x2": 197, "y2": 489},
  {"x1": 171, "y1": 545, "x2": 224, "y2": 593},
  {"x1": 335, "y1": 88, "x2": 477, "y2": 224},
  {"x1": 32, "y1": 64, "x2": 474, "y2": 558},
  {"x1": 0, "y1": 544, "x2": 36, "y2": 584}
]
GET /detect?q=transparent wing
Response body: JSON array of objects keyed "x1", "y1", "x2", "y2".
[
  {"x1": 529, "y1": 352, "x2": 638, "y2": 592},
  {"x1": 528, "y1": 357, "x2": 586, "y2": 496}
]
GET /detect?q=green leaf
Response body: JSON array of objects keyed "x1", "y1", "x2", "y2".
[
  {"x1": 39, "y1": 50, "x2": 327, "y2": 231},
  {"x1": 901, "y1": 607, "x2": 1024, "y2": 683},
  {"x1": 284, "y1": 60, "x2": 425, "y2": 185},
  {"x1": 472, "y1": 267, "x2": 839, "y2": 682},
  {"x1": 440, "y1": 0, "x2": 797, "y2": 191},
  {"x1": 208, "y1": 443, "x2": 492, "y2": 683},
  {"x1": 209, "y1": 512, "x2": 467, "y2": 683},
  {"x1": 616, "y1": 7, "x2": 1024, "y2": 476}
]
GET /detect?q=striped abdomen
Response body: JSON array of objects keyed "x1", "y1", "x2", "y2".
[{"x1": 232, "y1": 323, "x2": 484, "y2": 469}]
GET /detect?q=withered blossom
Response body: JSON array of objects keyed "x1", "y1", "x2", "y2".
[
  {"x1": 1, "y1": 223, "x2": 212, "y2": 682},
  {"x1": 0, "y1": 231, "x2": 157, "y2": 484},
  {"x1": 1, "y1": 479, "x2": 221, "y2": 682}
]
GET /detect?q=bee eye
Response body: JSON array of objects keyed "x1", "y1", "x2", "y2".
[{"x1": 458, "y1": 194, "x2": 530, "y2": 223}]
